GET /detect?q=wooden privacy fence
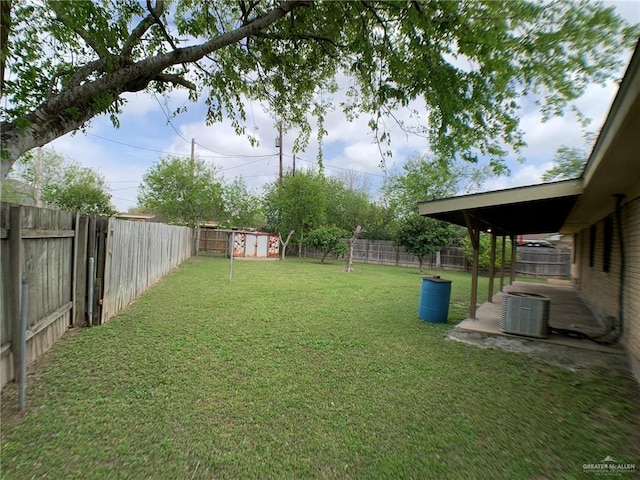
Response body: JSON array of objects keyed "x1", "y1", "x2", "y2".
[
  {"x1": 292, "y1": 239, "x2": 571, "y2": 278},
  {"x1": 515, "y1": 246, "x2": 572, "y2": 278},
  {"x1": 292, "y1": 240, "x2": 468, "y2": 271},
  {"x1": 1, "y1": 203, "x2": 194, "y2": 390},
  {"x1": 101, "y1": 219, "x2": 193, "y2": 322}
]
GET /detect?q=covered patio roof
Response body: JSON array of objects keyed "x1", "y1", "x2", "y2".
[{"x1": 417, "y1": 179, "x2": 583, "y2": 236}]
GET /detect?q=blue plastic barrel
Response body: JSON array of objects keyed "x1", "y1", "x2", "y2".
[{"x1": 418, "y1": 276, "x2": 452, "y2": 323}]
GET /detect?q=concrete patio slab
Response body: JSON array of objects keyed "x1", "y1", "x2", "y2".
[{"x1": 453, "y1": 282, "x2": 623, "y2": 354}]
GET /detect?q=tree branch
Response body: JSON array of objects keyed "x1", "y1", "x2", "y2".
[
  {"x1": 121, "y1": 12, "x2": 157, "y2": 61},
  {"x1": 255, "y1": 32, "x2": 346, "y2": 50},
  {"x1": 146, "y1": 0, "x2": 178, "y2": 51},
  {"x1": 153, "y1": 73, "x2": 196, "y2": 90},
  {"x1": 2, "y1": 0, "x2": 310, "y2": 172},
  {"x1": 0, "y1": 0, "x2": 10, "y2": 97},
  {"x1": 40, "y1": 0, "x2": 308, "y2": 116},
  {"x1": 65, "y1": 58, "x2": 109, "y2": 89},
  {"x1": 50, "y1": 3, "x2": 110, "y2": 59}
]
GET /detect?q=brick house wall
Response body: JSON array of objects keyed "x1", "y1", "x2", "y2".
[{"x1": 575, "y1": 195, "x2": 640, "y2": 380}]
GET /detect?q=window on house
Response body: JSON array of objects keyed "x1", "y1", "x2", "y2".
[
  {"x1": 589, "y1": 225, "x2": 596, "y2": 267},
  {"x1": 603, "y1": 216, "x2": 613, "y2": 272}
]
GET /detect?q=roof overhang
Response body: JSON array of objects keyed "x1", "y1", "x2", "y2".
[
  {"x1": 561, "y1": 41, "x2": 640, "y2": 234},
  {"x1": 418, "y1": 180, "x2": 583, "y2": 236},
  {"x1": 419, "y1": 40, "x2": 640, "y2": 237}
]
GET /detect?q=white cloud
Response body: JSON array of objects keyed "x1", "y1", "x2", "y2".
[{"x1": 483, "y1": 161, "x2": 554, "y2": 192}]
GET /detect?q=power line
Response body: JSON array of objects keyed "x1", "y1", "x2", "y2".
[
  {"x1": 219, "y1": 157, "x2": 272, "y2": 172},
  {"x1": 86, "y1": 132, "x2": 277, "y2": 160},
  {"x1": 152, "y1": 93, "x2": 192, "y2": 145},
  {"x1": 291, "y1": 155, "x2": 385, "y2": 177},
  {"x1": 107, "y1": 186, "x2": 139, "y2": 192},
  {"x1": 198, "y1": 141, "x2": 274, "y2": 158}
]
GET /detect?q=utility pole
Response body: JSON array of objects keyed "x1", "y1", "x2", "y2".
[
  {"x1": 191, "y1": 138, "x2": 195, "y2": 166},
  {"x1": 292, "y1": 153, "x2": 296, "y2": 176},
  {"x1": 278, "y1": 122, "x2": 283, "y2": 187}
]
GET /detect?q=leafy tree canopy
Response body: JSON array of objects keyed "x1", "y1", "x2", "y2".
[
  {"x1": 541, "y1": 145, "x2": 588, "y2": 182},
  {"x1": 263, "y1": 169, "x2": 327, "y2": 245},
  {"x1": 220, "y1": 177, "x2": 264, "y2": 229},
  {"x1": 138, "y1": 155, "x2": 224, "y2": 227},
  {"x1": 3, "y1": 148, "x2": 115, "y2": 215},
  {"x1": 324, "y1": 176, "x2": 372, "y2": 233},
  {"x1": 1, "y1": 1, "x2": 637, "y2": 179},
  {"x1": 461, "y1": 234, "x2": 514, "y2": 270},
  {"x1": 305, "y1": 225, "x2": 348, "y2": 264},
  {"x1": 383, "y1": 153, "x2": 492, "y2": 220},
  {"x1": 395, "y1": 214, "x2": 458, "y2": 273}
]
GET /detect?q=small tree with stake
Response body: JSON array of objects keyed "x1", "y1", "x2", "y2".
[{"x1": 344, "y1": 225, "x2": 365, "y2": 272}]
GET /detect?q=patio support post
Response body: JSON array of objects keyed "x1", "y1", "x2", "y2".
[
  {"x1": 500, "y1": 235, "x2": 507, "y2": 291},
  {"x1": 463, "y1": 211, "x2": 480, "y2": 320},
  {"x1": 510, "y1": 234, "x2": 517, "y2": 285},
  {"x1": 488, "y1": 231, "x2": 497, "y2": 302}
]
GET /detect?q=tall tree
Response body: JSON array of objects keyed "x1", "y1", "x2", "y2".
[
  {"x1": 220, "y1": 177, "x2": 263, "y2": 228},
  {"x1": 385, "y1": 155, "x2": 476, "y2": 270},
  {"x1": 383, "y1": 154, "x2": 492, "y2": 220},
  {"x1": 3, "y1": 148, "x2": 115, "y2": 215},
  {"x1": 263, "y1": 169, "x2": 327, "y2": 254},
  {"x1": 1, "y1": 1, "x2": 636, "y2": 178},
  {"x1": 42, "y1": 164, "x2": 116, "y2": 215},
  {"x1": 138, "y1": 155, "x2": 224, "y2": 227},
  {"x1": 324, "y1": 176, "x2": 372, "y2": 233}
]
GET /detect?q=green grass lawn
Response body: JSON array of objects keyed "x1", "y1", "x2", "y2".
[{"x1": 2, "y1": 257, "x2": 639, "y2": 479}]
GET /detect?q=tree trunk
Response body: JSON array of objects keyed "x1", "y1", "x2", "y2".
[
  {"x1": 298, "y1": 229, "x2": 304, "y2": 257},
  {"x1": 279, "y1": 230, "x2": 294, "y2": 260},
  {"x1": 344, "y1": 225, "x2": 365, "y2": 272},
  {"x1": 321, "y1": 252, "x2": 328, "y2": 264},
  {"x1": 0, "y1": 1, "x2": 308, "y2": 179},
  {"x1": 418, "y1": 256, "x2": 424, "y2": 274}
]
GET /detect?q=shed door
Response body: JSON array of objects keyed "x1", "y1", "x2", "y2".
[
  {"x1": 245, "y1": 234, "x2": 257, "y2": 257},
  {"x1": 257, "y1": 235, "x2": 268, "y2": 257}
]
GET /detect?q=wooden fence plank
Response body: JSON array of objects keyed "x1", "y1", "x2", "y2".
[
  {"x1": 20, "y1": 229, "x2": 75, "y2": 238},
  {"x1": 75, "y1": 216, "x2": 88, "y2": 326},
  {"x1": 25, "y1": 302, "x2": 73, "y2": 342},
  {"x1": 9, "y1": 206, "x2": 23, "y2": 382}
]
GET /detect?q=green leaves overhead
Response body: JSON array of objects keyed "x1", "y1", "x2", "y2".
[{"x1": 2, "y1": 0, "x2": 637, "y2": 177}]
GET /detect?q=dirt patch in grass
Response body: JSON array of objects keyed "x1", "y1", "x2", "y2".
[{"x1": 447, "y1": 329, "x2": 630, "y2": 373}]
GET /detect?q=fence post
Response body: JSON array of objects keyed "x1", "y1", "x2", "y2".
[
  {"x1": 19, "y1": 278, "x2": 28, "y2": 414},
  {"x1": 71, "y1": 212, "x2": 79, "y2": 327},
  {"x1": 74, "y1": 215, "x2": 89, "y2": 326},
  {"x1": 100, "y1": 218, "x2": 112, "y2": 325},
  {"x1": 9, "y1": 206, "x2": 23, "y2": 383}
]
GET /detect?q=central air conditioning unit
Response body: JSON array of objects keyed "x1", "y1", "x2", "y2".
[{"x1": 501, "y1": 292, "x2": 551, "y2": 338}]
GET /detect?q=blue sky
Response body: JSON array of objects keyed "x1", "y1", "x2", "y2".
[{"x1": 46, "y1": 1, "x2": 640, "y2": 212}]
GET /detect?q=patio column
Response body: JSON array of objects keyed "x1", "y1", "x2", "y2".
[
  {"x1": 509, "y1": 234, "x2": 517, "y2": 285},
  {"x1": 488, "y1": 231, "x2": 497, "y2": 302},
  {"x1": 463, "y1": 211, "x2": 480, "y2": 320},
  {"x1": 500, "y1": 235, "x2": 506, "y2": 292}
]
